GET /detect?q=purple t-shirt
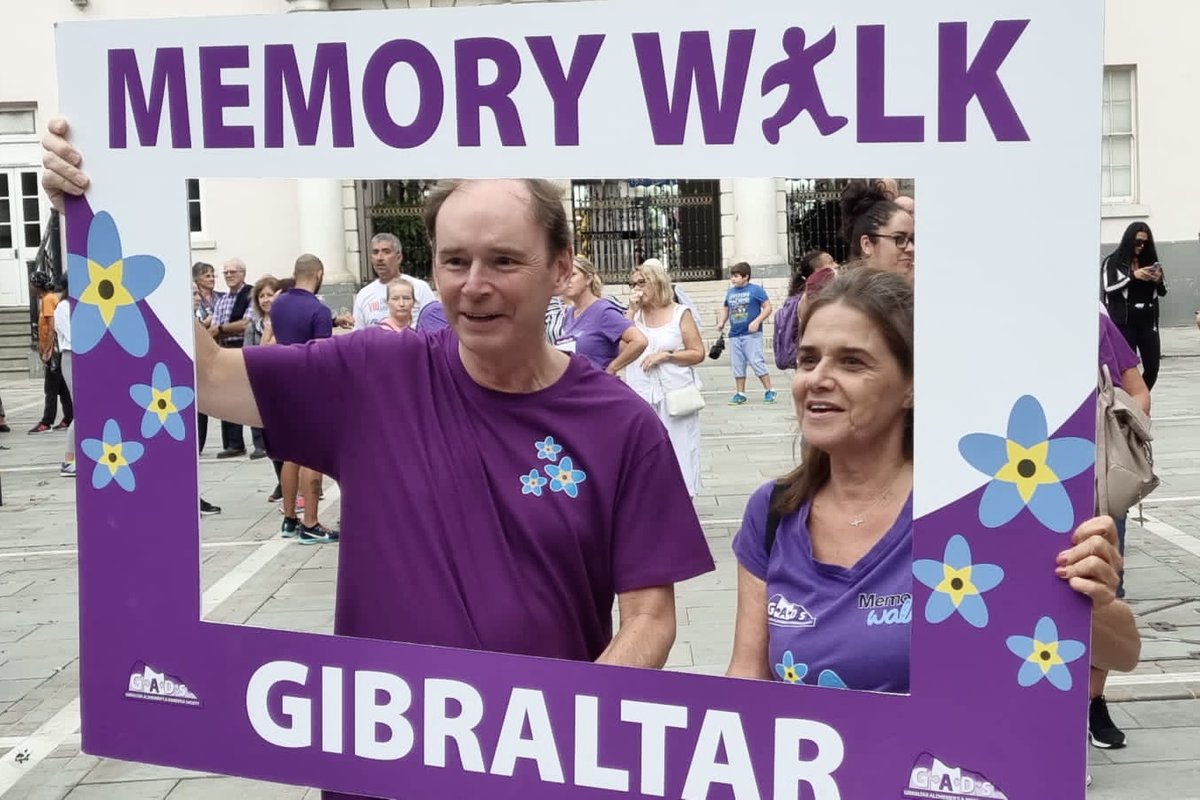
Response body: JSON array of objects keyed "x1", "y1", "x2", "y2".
[
  {"x1": 732, "y1": 482, "x2": 913, "y2": 693},
  {"x1": 269, "y1": 288, "x2": 333, "y2": 345},
  {"x1": 416, "y1": 299, "x2": 450, "y2": 333},
  {"x1": 561, "y1": 300, "x2": 633, "y2": 370},
  {"x1": 244, "y1": 327, "x2": 714, "y2": 662},
  {"x1": 1100, "y1": 312, "x2": 1139, "y2": 389}
]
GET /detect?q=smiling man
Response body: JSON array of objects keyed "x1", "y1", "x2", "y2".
[
  {"x1": 221, "y1": 180, "x2": 714, "y2": 690},
  {"x1": 38, "y1": 125, "x2": 716, "y2": 716},
  {"x1": 192, "y1": 180, "x2": 716, "y2": 750}
]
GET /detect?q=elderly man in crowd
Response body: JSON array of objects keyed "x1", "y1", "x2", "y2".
[{"x1": 209, "y1": 258, "x2": 254, "y2": 458}]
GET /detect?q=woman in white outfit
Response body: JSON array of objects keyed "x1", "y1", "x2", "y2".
[{"x1": 625, "y1": 260, "x2": 706, "y2": 497}]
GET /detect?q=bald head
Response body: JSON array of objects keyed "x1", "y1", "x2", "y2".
[
  {"x1": 293, "y1": 254, "x2": 325, "y2": 292},
  {"x1": 294, "y1": 254, "x2": 324, "y2": 279}
]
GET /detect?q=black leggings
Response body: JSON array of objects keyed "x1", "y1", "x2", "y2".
[
  {"x1": 39, "y1": 360, "x2": 73, "y2": 427},
  {"x1": 1119, "y1": 310, "x2": 1161, "y2": 390}
]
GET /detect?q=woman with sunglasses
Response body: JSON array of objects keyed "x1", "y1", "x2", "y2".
[
  {"x1": 839, "y1": 180, "x2": 915, "y2": 278},
  {"x1": 626, "y1": 260, "x2": 706, "y2": 498},
  {"x1": 1102, "y1": 222, "x2": 1166, "y2": 390},
  {"x1": 561, "y1": 256, "x2": 648, "y2": 373}
]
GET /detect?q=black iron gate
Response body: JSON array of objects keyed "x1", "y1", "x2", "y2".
[
  {"x1": 359, "y1": 180, "x2": 437, "y2": 281},
  {"x1": 785, "y1": 179, "x2": 849, "y2": 266},
  {"x1": 785, "y1": 178, "x2": 916, "y2": 267},
  {"x1": 571, "y1": 179, "x2": 722, "y2": 283}
]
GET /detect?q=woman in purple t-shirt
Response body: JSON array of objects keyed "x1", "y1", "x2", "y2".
[
  {"x1": 560, "y1": 256, "x2": 647, "y2": 373},
  {"x1": 727, "y1": 269, "x2": 1129, "y2": 694}
]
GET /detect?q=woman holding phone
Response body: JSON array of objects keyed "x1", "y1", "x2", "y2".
[{"x1": 1102, "y1": 222, "x2": 1167, "y2": 390}]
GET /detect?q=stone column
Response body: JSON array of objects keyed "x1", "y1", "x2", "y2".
[
  {"x1": 285, "y1": 0, "x2": 355, "y2": 297},
  {"x1": 297, "y1": 178, "x2": 355, "y2": 288},
  {"x1": 728, "y1": 178, "x2": 788, "y2": 277}
]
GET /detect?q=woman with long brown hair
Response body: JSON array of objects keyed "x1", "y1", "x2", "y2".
[{"x1": 727, "y1": 269, "x2": 1130, "y2": 692}]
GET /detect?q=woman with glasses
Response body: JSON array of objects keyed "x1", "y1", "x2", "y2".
[
  {"x1": 625, "y1": 260, "x2": 707, "y2": 497},
  {"x1": 1102, "y1": 222, "x2": 1166, "y2": 390},
  {"x1": 839, "y1": 180, "x2": 915, "y2": 278},
  {"x1": 560, "y1": 256, "x2": 648, "y2": 373},
  {"x1": 629, "y1": 259, "x2": 703, "y2": 329}
]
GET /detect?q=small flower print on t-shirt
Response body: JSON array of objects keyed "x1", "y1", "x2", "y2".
[
  {"x1": 536, "y1": 436, "x2": 563, "y2": 462},
  {"x1": 546, "y1": 457, "x2": 587, "y2": 498},
  {"x1": 521, "y1": 437, "x2": 587, "y2": 501},
  {"x1": 520, "y1": 470, "x2": 548, "y2": 497}
]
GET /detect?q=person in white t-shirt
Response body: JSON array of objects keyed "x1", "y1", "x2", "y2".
[
  {"x1": 352, "y1": 233, "x2": 436, "y2": 330},
  {"x1": 54, "y1": 276, "x2": 75, "y2": 477}
]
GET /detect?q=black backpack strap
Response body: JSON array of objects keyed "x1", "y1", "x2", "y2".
[{"x1": 764, "y1": 482, "x2": 787, "y2": 556}]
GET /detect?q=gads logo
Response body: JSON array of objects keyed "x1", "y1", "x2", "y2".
[{"x1": 767, "y1": 593, "x2": 817, "y2": 628}]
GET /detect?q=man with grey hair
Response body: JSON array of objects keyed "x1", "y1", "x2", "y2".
[
  {"x1": 352, "y1": 233, "x2": 436, "y2": 330},
  {"x1": 210, "y1": 258, "x2": 253, "y2": 458}
]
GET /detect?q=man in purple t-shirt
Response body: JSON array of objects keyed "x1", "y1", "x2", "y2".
[
  {"x1": 267, "y1": 255, "x2": 338, "y2": 545},
  {"x1": 193, "y1": 182, "x2": 713, "y2": 696}
]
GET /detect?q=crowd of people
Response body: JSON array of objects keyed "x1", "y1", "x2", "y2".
[{"x1": 36, "y1": 114, "x2": 1149, "y2": 796}]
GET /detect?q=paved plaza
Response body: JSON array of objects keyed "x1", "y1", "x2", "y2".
[{"x1": 0, "y1": 329, "x2": 1198, "y2": 798}]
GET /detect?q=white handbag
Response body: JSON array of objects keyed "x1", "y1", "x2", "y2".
[{"x1": 660, "y1": 368, "x2": 706, "y2": 417}]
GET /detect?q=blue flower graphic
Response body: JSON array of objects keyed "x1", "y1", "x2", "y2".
[
  {"x1": 129, "y1": 362, "x2": 194, "y2": 441},
  {"x1": 1006, "y1": 616, "x2": 1086, "y2": 691},
  {"x1": 958, "y1": 395, "x2": 1094, "y2": 533},
  {"x1": 81, "y1": 419, "x2": 145, "y2": 492},
  {"x1": 545, "y1": 456, "x2": 587, "y2": 498},
  {"x1": 67, "y1": 211, "x2": 165, "y2": 357},
  {"x1": 816, "y1": 669, "x2": 848, "y2": 690},
  {"x1": 773, "y1": 654, "x2": 848, "y2": 689},
  {"x1": 913, "y1": 534, "x2": 1005, "y2": 628},
  {"x1": 536, "y1": 436, "x2": 563, "y2": 462},
  {"x1": 775, "y1": 651, "x2": 808, "y2": 684},
  {"x1": 520, "y1": 470, "x2": 548, "y2": 497}
]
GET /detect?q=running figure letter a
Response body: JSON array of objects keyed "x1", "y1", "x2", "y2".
[{"x1": 762, "y1": 27, "x2": 848, "y2": 143}]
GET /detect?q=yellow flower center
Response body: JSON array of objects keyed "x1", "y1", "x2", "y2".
[
  {"x1": 80, "y1": 259, "x2": 136, "y2": 326},
  {"x1": 1026, "y1": 640, "x2": 1064, "y2": 673},
  {"x1": 995, "y1": 440, "x2": 1059, "y2": 502},
  {"x1": 101, "y1": 443, "x2": 128, "y2": 474},
  {"x1": 935, "y1": 565, "x2": 977, "y2": 606},
  {"x1": 783, "y1": 666, "x2": 799, "y2": 683},
  {"x1": 149, "y1": 388, "x2": 176, "y2": 422}
]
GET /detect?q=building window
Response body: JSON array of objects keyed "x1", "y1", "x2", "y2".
[
  {"x1": 1101, "y1": 67, "x2": 1136, "y2": 204},
  {"x1": 0, "y1": 107, "x2": 36, "y2": 136},
  {"x1": 186, "y1": 178, "x2": 204, "y2": 234}
]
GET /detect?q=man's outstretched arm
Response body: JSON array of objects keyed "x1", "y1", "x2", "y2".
[{"x1": 194, "y1": 320, "x2": 262, "y2": 428}]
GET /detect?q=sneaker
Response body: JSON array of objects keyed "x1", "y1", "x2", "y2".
[
  {"x1": 280, "y1": 517, "x2": 300, "y2": 539},
  {"x1": 199, "y1": 499, "x2": 222, "y2": 516},
  {"x1": 1088, "y1": 696, "x2": 1126, "y2": 749},
  {"x1": 297, "y1": 522, "x2": 339, "y2": 545},
  {"x1": 0, "y1": 423, "x2": 10, "y2": 433},
  {"x1": 764, "y1": 390, "x2": 778, "y2": 404},
  {"x1": 216, "y1": 448, "x2": 246, "y2": 459},
  {"x1": 27, "y1": 423, "x2": 52, "y2": 434},
  {"x1": 249, "y1": 449, "x2": 268, "y2": 460},
  {"x1": 60, "y1": 462, "x2": 76, "y2": 477},
  {"x1": 728, "y1": 393, "x2": 748, "y2": 406},
  {"x1": 53, "y1": 420, "x2": 71, "y2": 430},
  {"x1": 267, "y1": 487, "x2": 282, "y2": 503}
]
